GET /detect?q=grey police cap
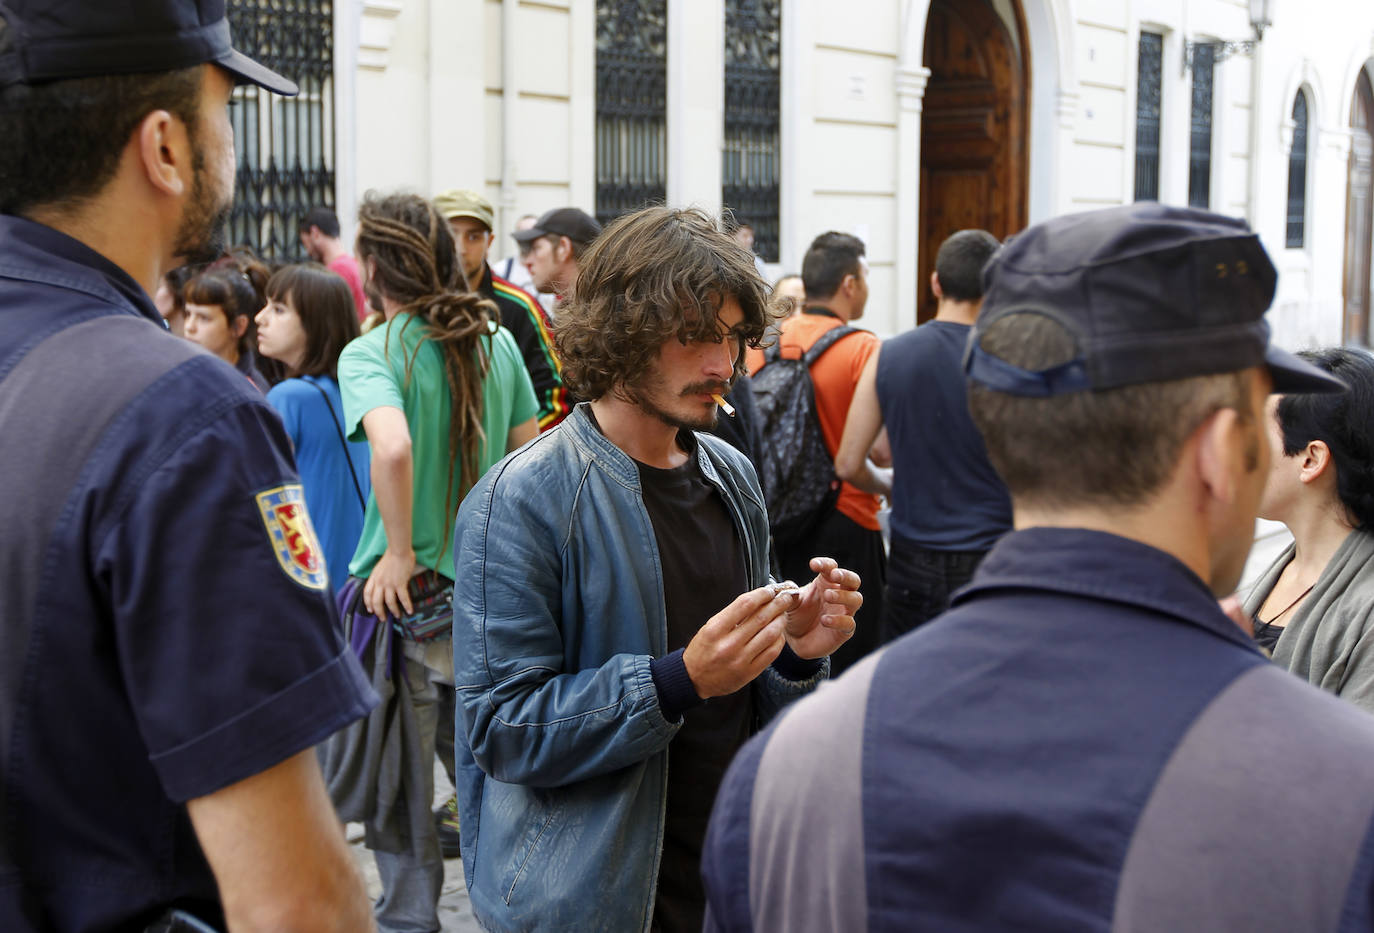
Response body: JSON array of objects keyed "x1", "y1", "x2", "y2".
[
  {"x1": 964, "y1": 202, "x2": 1345, "y2": 397},
  {"x1": 0, "y1": 0, "x2": 297, "y2": 96}
]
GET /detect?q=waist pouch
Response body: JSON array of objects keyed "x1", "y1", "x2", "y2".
[{"x1": 392, "y1": 568, "x2": 454, "y2": 641}]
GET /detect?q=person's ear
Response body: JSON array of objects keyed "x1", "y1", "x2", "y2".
[
  {"x1": 931, "y1": 271, "x2": 944, "y2": 300},
  {"x1": 1299, "y1": 440, "x2": 1333, "y2": 485},
  {"x1": 1195, "y1": 407, "x2": 1243, "y2": 507},
  {"x1": 232, "y1": 315, "x2": 249, "y2": 339},
  {"x1": 136, "y1": 109, "x2": 190, "y2": 197},
  {"x1": 559, "y1": 236, "x2": 573, "y2": 263}
]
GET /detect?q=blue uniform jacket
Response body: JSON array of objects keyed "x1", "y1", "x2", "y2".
[
  {"x1": 703, "y1": 527, "x2": 1374, "y2": 932},
  {"x1": 451, "y1": 403, "x2": 826, "y2": 932}
]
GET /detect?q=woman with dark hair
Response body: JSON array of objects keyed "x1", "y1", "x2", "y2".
[
  {"x1": 1242, "y1": 347, "x2": 1374, "y2": 711},
  {"x1": 256, "y1": 263, "x2": 371, "y2": 594},
  {"x1": 326, "y1": 192, "x2": 537, "y2": 933},
  {"x1": 184, "y1": 252, "x2": 274, "y2": 391}
]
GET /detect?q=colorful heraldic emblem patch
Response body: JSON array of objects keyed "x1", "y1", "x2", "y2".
[{"x1": 255, "y1": 484, "x2": 329, "y2": 590}]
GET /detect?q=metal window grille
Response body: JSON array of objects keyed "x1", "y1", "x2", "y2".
[
  {"x1": 1134, "y1": 32, "x2": 1163, "y2": 202},
  {"x1": 1286, "y1": 91, "x2": 1309, "y2": 248},
  {"x1": 595, "y1": 0, "x2": 667, "y2": 228},
  {"x1": 723, "y1": 0, "x2": 781, "y2": 263},
  {"x1": 226, "y1": 0, "x2": 335, "y2": 261},
  {"x1": 1187, "y1": 43, "x2": 1214, "y2": 209}
]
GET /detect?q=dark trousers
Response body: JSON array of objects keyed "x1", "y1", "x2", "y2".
[
  {"x1": 880, "y1": 537, "x2": 989, "y2": 644},
  {"x1": 776, "y1": 508, "x2": 886, "y2": 678}
]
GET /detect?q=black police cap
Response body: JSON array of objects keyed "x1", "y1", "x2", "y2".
[
  {"x1": 0, "y1": 0, "x2": 297, "y2": 96},
  {"x1": 965, "y1": 202, "x2": 1345, "y2": 397}
]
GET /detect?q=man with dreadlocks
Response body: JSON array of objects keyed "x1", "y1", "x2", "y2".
[
  {"x1": 450, "y1": 206, "x2": 864, "y2": 932},
  {"x1": 326, "y1": 191, "x2": 538, "y2": 933}
]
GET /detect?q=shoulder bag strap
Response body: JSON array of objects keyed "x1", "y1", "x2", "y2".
[{"x1": 305, "y1": 377, "x2": 367, "y2": 514}]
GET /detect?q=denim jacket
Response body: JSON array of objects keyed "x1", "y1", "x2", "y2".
[{"x1": 451, "y1": 404, "x2": 827, "y2": 932}]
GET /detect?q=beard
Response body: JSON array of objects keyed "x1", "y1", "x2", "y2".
[
  {"x1": 625, "y1": 377, "x2": 728, "y2": 433},
  {"x1": 172, "y1": 150, "x2": 232, "y2": 265}
]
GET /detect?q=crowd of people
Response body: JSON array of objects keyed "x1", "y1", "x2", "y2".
[{"x1": 11, "y1": 2, "x2": 1374, "y2": 933}]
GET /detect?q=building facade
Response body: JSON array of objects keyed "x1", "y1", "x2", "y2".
[{"x1": 307, "y1": 0, "x2": 1374, "y2": 344}]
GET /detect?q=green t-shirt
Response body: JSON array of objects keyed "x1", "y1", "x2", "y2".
[{"x1": 339, "y1": 313, "x2": 538, "y2": 580}]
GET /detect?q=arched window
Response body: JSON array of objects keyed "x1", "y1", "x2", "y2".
[
  {"x1": 595, "y1": 0, "x2": 668, "y2": 227},
  {"x1": 723, "y1": 0, "x2": 781, "y2": 262},
  {"x1": 1286, "y1": 90, "x2": 1310, "y2": 248}
]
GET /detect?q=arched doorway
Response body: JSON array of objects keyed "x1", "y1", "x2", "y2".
[
  {"x1": 1344, "y1": 66, "x2": 1374, "y2": 344},
  {"x1": 917, "y1": 0, "x2": 1029, "y2": 324}
]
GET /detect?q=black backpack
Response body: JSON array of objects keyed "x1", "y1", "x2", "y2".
[{"x1": 751, "y1": 325, "x2": 857, "y2": 544}]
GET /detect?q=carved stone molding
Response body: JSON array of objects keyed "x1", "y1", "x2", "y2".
[
  {"x1": 359, "y1": 0, "x2": 403, "y2": 71},
  {"x1": 896, "y1": 66, "x2": 931, "y2": 114}
]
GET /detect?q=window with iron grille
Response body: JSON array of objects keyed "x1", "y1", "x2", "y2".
[
  {"x1": 595, "y1": 0, "x2": 667, "y2": 229},
  {"x1": 1187, "y1": 43, "x2": 1214, "y2": 209},
  {"x1": 226, "y1": 1, "x2": 335, "y2": 261},
  {"x1": 1286, "y1": 90, "x2": 1309, "y2": 248},
  {"x1": 1134, "y1": 32, "x2": 1163, "y2": 202},
  {"x1": 723, "y1": 0, "x2": 781, "y2": 263}
]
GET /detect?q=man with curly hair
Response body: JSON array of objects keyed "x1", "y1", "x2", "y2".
[{"x1": 450, "y1": 205, "x2": 866, "y2": 932}]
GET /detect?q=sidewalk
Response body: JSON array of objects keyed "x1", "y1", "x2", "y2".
[{"x1": 347, "y1": 763, "x2": 482, "y2": 932}]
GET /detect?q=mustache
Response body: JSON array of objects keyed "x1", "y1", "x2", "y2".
[{"x1": 681, "y1": 380, "x2": 732, "y2": 397}]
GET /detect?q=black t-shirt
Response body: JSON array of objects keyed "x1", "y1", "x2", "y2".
[{"x1": 638, "y1": 435, "x2": 753, "y2": 933}]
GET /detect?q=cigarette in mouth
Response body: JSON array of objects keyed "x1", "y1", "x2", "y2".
[{"x1": 711, "y1": 393, "x2": 735, "y2": 417}]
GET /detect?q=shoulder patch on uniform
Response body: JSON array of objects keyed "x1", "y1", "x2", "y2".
[{"x1": 255, "y1": 484, "x2": 329, "y2": 590}]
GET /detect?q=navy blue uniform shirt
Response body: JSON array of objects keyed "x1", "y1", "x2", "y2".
[
  {"x1": 703, "y1": 527, "x2": 1374, "y2": 932},
  {"x1": 0, "y1": 215, "x2": 377, "y2": 932}
]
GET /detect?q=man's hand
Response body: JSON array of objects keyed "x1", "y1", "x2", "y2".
[
  {"x1": 781, "y1": 557, "x2": 863, "y2": 660},
  {"x1": 683, "y1": 586, "x2": 800, "y2": 698},
  {"x1": 364, "y1": 547, "x2": 416, "y2": 619}
]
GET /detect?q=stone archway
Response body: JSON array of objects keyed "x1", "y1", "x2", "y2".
[{"x1": 1344, "y1": 64, "x2": 1374, "y2": 344}]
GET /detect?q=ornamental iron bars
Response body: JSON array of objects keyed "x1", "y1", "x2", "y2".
[
  {"x1": 1134, "y1": 32, "x2": 1163, "y2": 202},
  {"x1": 226, "y1": 0, "x2": 335, "y2": 261},
  {"x1": 723, "y1": 0, "x2": 781, "y2": 263},
  {"x1": 1187, "y1": 43, "x2": 1214, "y2": 209},
  {"x1": 1287, "y1": 91, "x2": 1309, "y2": 249},
  {"x1": 595, "y1": 0, "x2": 667, "y2": 229}
]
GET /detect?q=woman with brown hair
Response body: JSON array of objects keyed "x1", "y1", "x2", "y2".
[
  {"x1": 255, "y1": 263, "x2": 370, "y2": 594},
  {"x1": 183, "y1": 252, "x2": 273, "y2": 391},
  {"x1": 326, "y1": 191, "x2": 537, "y2": 933}
]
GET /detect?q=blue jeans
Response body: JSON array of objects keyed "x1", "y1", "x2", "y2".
[{"x1": 880, "y1": 539, "x2": 988, "y2": 644}]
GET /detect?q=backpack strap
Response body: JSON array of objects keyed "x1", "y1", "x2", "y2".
[{"x1": 801, "y1": 324, "x2": 858, "y2": 366}]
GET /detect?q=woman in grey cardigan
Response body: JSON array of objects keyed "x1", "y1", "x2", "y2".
[{"x1": 1243, "y1": 347, "x2": 1374, "y2": 713}]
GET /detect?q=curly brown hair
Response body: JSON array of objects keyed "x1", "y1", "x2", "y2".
[{"x1": 553, "y1": 206, "x2": 778, "y2": 400}]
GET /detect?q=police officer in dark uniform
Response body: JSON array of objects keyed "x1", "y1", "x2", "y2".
[
  {"x1": 0, "y1": 2, "x2": 377, "y2": 930},
  {"x1": 703, "y1": 204, "x2": 1374, "y2": 932}
]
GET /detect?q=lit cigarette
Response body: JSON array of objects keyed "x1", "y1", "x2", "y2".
[{"x1": 712, "y1": 393, "x2": 735, "y2": 417}]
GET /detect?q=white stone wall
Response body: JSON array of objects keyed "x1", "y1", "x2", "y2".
[{"x1": 337, "y1": 0, "x2": 1374, "y2": 344}]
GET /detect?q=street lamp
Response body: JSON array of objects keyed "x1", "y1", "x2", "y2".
[{"x1": 1184, "y1": 0, "x2": 1273, "y2": 72}]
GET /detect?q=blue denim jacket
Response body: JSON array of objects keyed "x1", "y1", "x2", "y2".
[{"x1": 452, "y1": 404, "x2": 826, "y2": 932}]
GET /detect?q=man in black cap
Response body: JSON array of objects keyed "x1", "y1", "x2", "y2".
[
  {"x1": 513, "y1": 206, "x2": 602, "y2": 300},
  {"x1": 0, "y1": 2, "x2": 376, "y2": 931},
  {"x1": 701, "y1": 203, "x2": 1374, "y2": 932}
]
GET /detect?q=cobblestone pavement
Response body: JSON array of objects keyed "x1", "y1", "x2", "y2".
[{"x1": 347, "y1": 763, "x2": 483, "y2": 932}]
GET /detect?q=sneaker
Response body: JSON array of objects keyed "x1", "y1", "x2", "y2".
[{"x1": 434, "y1": 794, "x2": 460, "y2": 859}]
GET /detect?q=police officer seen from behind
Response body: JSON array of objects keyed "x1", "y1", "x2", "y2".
[
  {"x1": 703, "y1": 203, "x2": 1374, "y2": 932},
  {"x1": 0, "y1": 1, "x2": 377, "y2": 930}
]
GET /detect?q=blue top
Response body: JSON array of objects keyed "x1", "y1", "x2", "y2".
[
  {"x1": 265, "y1": 375, "x2": 371, "y2": 592},
  {"x1": 0, "y1": 215, "x2": 377, "y2": 931},
  {"x1": 702, "y1": 528, "x2": 1374, "y2": 932},
  {"x1": 875, "y1": 321, "x2": 1012, "y2": 551}
]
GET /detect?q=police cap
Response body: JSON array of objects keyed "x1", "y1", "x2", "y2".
[
  {"x1": 965, "y1": 202, "x2": 1345, "y2": 397},
  {"x1": 0, "y1": 0, "x2": 297, "y2": 96}
]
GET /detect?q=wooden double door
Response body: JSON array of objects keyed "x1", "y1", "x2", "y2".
[{"x1": 918, "y1": 0, "x2": 1028, "y2": 324}]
